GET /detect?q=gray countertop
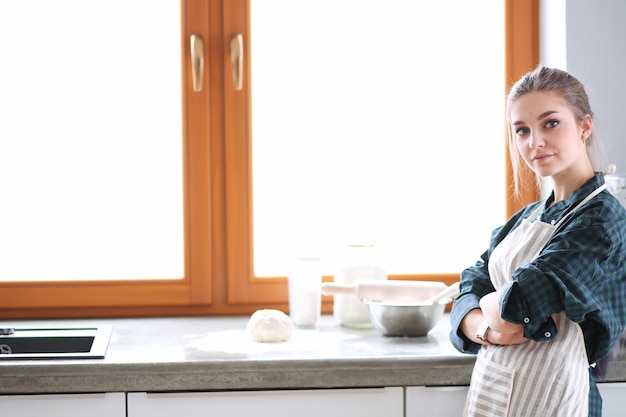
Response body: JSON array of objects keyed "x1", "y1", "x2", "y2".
[{"x1": 1, "y1": 314, "x2": 624, "y2": 395}]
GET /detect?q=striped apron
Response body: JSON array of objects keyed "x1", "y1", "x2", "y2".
[{"x1": 464, "y1": 185, "x2": 606, "y2": 417}]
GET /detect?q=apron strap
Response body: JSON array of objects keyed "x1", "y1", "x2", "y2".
[{"x1": 554, "y1": 184, "x2": 607, "y2": 228}]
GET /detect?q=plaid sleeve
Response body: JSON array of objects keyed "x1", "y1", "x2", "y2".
[
  {"x1": 500, "y1": 197, "x2": 626, "y2": 363},
  {"x1": 449, "y1": 253, "x2": 494, "y2": 354}
]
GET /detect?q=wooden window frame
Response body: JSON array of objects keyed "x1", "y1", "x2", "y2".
[{"x1": 0, "y1": 0, "x2": 538, "y2": 319}]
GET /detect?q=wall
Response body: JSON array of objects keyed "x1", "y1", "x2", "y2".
[{"x1": 541, "y1": 0, "x2": 626, "y2": 175}]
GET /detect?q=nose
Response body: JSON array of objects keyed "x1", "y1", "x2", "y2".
[{"x1": 528, "y1": 131, "x2": 545, "y2": 148}]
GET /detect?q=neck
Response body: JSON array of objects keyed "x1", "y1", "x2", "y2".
[{"x1": 549, "y1": 167, "x2": 595, "y2": 204}]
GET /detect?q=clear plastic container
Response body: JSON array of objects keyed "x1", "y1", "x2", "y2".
[{"x1": 288, "y1": 256, "x2": 322, "y2": 327}]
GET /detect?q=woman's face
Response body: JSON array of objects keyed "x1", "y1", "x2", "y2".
[{"x1": 509, "y1": 91, "x2": 591, "y2": 179}]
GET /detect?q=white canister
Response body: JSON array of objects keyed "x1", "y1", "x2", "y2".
[
  {"x1": 288, "y1": 256, "x2": 322, "y2": 327},
  {"x1": 333, "y1": 245, "x2": 387, "y2": 328}
]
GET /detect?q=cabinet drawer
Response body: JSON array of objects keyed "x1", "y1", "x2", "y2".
[
  {"x1": 406, "y1": 386, "x2": 468, "y2": 417},
  {"x1": 128, "y1": 387, "x2": 402, "y2": 417},
  {"x1": 0, "y1": 392, "x2": 125, "y2": 417},
  {"x1": 598, "y1": 382, "x2": 626, "y2": 417}
]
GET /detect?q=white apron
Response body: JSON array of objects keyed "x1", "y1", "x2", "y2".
[{"x1": 464, "y1": 185, "x2": 606, "y2": 417}]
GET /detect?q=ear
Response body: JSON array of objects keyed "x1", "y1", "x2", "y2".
[{"x1": 581, "y1": 114, "x2": 593, "y2": 141}]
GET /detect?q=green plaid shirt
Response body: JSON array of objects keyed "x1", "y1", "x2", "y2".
[{"x1": 450, "y1": 172, "x2": 626, "y2": 417}]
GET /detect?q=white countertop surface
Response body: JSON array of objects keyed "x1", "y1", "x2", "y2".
[{"x1": 0, "y1": 314, "x2": 623, "y2": 394}]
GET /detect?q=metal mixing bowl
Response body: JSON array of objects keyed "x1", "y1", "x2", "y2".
[{"x1": 365, "y1": 300, "x2": 447, "y2": 337}]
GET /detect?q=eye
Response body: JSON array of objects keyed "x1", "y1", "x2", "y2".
[
  {"x1": 545, "y1": 120, "x2": 559, "y2": 128},
  {"x1": 515, "y1": 127, "x2": 529, "y2": 136}
]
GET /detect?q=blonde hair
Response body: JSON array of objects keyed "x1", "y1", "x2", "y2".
[{"x1": 506, "y1": 66, "x2": 602, "y2": 195}]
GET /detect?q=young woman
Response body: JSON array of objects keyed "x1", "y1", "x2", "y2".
[{"x1": 450, "y1": 66, "x2": 626, "y2": 417}]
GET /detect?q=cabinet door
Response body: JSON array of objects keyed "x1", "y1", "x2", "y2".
[
  {"x1": 128, "y1": 388, "x2": 402, "y2": 417},
  {"x1": 598, "y1": 382, "x2": 626, "y2": 417},
  {"x1": 406, "y1": 386, "x2": 468, "y2": 417},
  {"x1": 0, "y1": 392, "x2": 125, "y2": 417}
]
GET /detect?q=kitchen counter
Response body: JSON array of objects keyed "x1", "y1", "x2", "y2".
[{"x1": 1, "y1": 314, "x2": 625, "y2": 394}]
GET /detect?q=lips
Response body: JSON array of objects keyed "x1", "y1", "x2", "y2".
[{"x1": 532, "y1": 153, "x2": 554, "y2": 162}]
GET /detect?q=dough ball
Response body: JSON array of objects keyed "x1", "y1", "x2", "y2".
[{"x1": 247, "y1": 309, "x2": 294, "y2": 343}]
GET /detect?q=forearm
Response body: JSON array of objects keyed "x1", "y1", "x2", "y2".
[
  {"x1": 460, "y1": 308, "x2": 491, "y2": 345},
  {"x1": 457, "y1": 292, "x2": 529, "y2": 346}
]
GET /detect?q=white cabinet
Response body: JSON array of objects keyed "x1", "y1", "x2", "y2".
[
  {"x1": 0, "y1": 392, "x2": 125, "y2": 417},
  {"x1": 406, "y1": 383, "x2": 626, "y2": 417},
  {"x1": 406, "y1": 386, "x2": 468, "y2": 417},
  {"x1": 128, "y1": 387, "x2": 402, "y2": 417},
  {"x1": 598, "y1": 382, "x2": 626, "y2": 417},
  {"x1": 0, "y1": 383, "x2": 621, "y2": 417}
]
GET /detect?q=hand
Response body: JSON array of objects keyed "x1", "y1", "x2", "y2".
[
  {"x1": 478, "y1": 292, "x2": 503, "y2": 330},
  {"x1": 479, "y1": 291, "x2": 524, "y2": 335}
]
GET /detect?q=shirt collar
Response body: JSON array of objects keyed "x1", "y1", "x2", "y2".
[{"x1": 545, "y1": 172, "x2": 605, "y2": 212}]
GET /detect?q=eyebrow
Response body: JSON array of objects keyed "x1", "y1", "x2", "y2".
[{"x1": 511, "y1": 110, "x2": 559, "y2": 126}]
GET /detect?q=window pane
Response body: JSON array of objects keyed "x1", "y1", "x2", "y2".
[
  {"x1": 0, "y1": 0, "x2": 183, "y2": 281},
  {"x1": 251, "y1": 1, "x2": 506, "y2": 276}
]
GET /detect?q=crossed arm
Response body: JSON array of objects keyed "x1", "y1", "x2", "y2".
[{"x1": 461, "y1": 291, "x2": 528, "y2": 346}]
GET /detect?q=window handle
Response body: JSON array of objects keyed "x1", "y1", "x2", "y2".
[
  {"x1": 230, "y1": 33, "x2": 243, "y2": 90},
  {"x1": 190, "y1": 34, "x2": 204, "y2": 92}
]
